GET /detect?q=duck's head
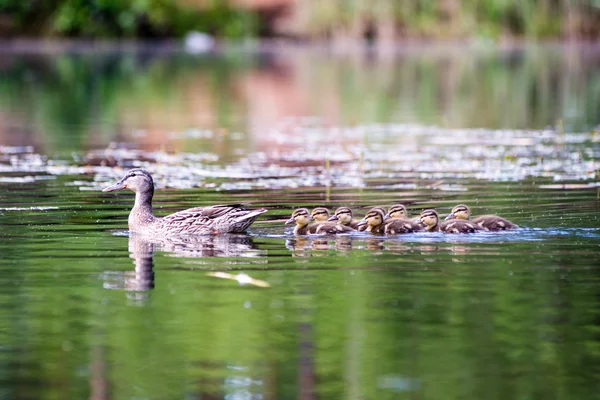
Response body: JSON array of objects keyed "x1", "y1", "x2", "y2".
[
  {"x1": 419, "y1": 209, "x2": 439, "y2": 230},
  {"x1": 311, "y1": 207, "x2": 330, "y2": 222},
  {"x1": 357, "y1": 208, "x2": 385, "y2": 229},
  {"x1": 286, "y1": 208, "x2": 311, "y2": 227},
  {"x1": 385, "y1": 204, "x2": 408, "y2": 219},
  {"x1": 444, "y1": 204, "x2": 470, "y2": 221},
  {"x1": 102, "y1": 169, "x2": 154, "y2": 194},
  {"x1": 328, "y1": 206, "x2": 353, "y2": 224}
]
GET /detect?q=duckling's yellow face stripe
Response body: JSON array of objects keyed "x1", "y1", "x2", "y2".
[
  {"x1": 334, "y1": 208, "x2": 352, "y2": 224},
  {"x1": 287, "y1": 208, "x2": 310, "y2": 226},
  {"x1": 420, "y1": 210, "x2": 439, "y2": 227},
  {"x1": 451, "y1": 205, "x2": 470, "y2": 220},
  {"x1": 311, "y1": 208, "x2": 330, "y2": 222},
  {"x1": 388, "y1": 205, "x2": 407, "y2": 218},
  {"x1": 365, "y1": 211, "x2": 383, "y2": 226}
]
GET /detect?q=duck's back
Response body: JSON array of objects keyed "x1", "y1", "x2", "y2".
[
  {"x1": 472, "y1": 215, "x2": 518, "y2": 231},
  {"x1": 384, "y1": 218, "x2": 422, "y2": 234},
  {"x1": 156, "y1": 204, "x2": 267, "y2": 235},
  {"x1": 314, "y1": 222, "x2": 355, "y2": 235},
  {"x1": 440, "y1": 219, "x2": 480, "y2": 234}
]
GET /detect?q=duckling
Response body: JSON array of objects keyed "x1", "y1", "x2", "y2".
[
  {"x1": 286, "y1": 208, "x2": 354, "y2": 235},
  {"x1": 311, "y1": 207, "x2": 331, "y2": 223},
  {"x1": 327, "y1": 206, "x2": 362, "y2": 229},
  {"x1": 386, "y1": 204, "x2": 423, "y2": 222},
  {"x1": 383, "y1": 204, "x2": 424, "y2": 234},
  {"x1": 102, "y1": 169, "x2": 267, "y2": 236},
  {"x1": 384, "y1": 204, "x2": 409, "y2": 220},
  {"x1": 357, "y1": 208, "x2": 387, "y2": 234},
  {"x1": 356, "y1": 206, "x2": 386, "y2": 232},
  {"x1": 445, "y1": 204, "x2": 518, "y2": 231},
  {"x1": 419, "y1": 209, "x2": 480, "y2": 233}
]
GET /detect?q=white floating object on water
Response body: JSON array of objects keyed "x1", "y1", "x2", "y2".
[
  {"x1": 207, "y1": 272, "x2": 270, "y2": 288},
  {"x1": 184, "y1": 32, "x2": 215, "y2": 53}
]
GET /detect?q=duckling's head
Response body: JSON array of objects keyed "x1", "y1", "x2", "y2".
[
  {"x1": 444, "y1": 204, "x2": 471, "y2": 221},
  {"x1": 385, "y1": 204, "x2": 408, "y2": 219},
  {"x1": 311, "y1": 207, "x2": 330, "y2": 222},
  {"x1": 103, "y1": 169, "x2": 154, "y2": 195},
  {"x1": 357, "y1": 208, "x2": 385, "y2": 229},
  {"x1": 286, "y1": 208, "x2": 311, "y2": 227},
  {"x1": 419, "y1": 209, "x2": 439, "y2": 230},
  {"x1": 328, "y1": 206, "x2": 353, "y2": 224}
]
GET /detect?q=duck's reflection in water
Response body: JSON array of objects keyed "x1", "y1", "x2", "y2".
[{"x1": 102, "y1": 233, "x2": 264, "y2": 296}]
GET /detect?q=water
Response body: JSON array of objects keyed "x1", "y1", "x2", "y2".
[{"x1": 1, "y1": 43, "x2": 600, "y2": 399}]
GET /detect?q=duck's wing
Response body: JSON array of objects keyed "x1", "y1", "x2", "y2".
[
  {"x1": 472, "y1": 215, "x2": 518, "y2": 231},
  {"x1": 384, "y1": 218, "x2": 416, "y2": 234},
  {"x1": 314, "y1": 222, "x2": 355, "y2": 234},
  {"x1": 160, "y1": 204, "x2": 267, "y2": 234},
  {"x1": 441, "y1": 219, "x2": 480, "y2": 233}
]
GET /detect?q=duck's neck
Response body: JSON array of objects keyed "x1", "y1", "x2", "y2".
[
  {"x1": 129, "y1": 190, "x2": 156, "y2": 229},
  {"x1": 366, "y1": 223, "x2": 380, "y2": 233},
  {"x1": 427, "y1": 222, "x2": 439, "y2": 232},
  {"x1": 294, "y1": 224, "x2": 308, "y2": 235}
]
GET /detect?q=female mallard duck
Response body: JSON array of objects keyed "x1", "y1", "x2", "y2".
[
  {"x1": 420, "y1": 209, "x2": 480, "y2": 233},
  {"x1": 285, "y1": 208, "x2": 354, "y2": 235},
  {"x1": 310, "y1": 207, "x2": 331, "y2": 222},
  {"x1": 327, "y1": 206, "x2": 362, "y2": 229},
  {"x1": 102, "y1": 169, "x2": 267, "y2": 235},
  {"x1": 383, "y1": 204, "x2": 424, "y2": 233},
  {"x1": 445, "y1": 204, "x2": 518, "y2": 231}
]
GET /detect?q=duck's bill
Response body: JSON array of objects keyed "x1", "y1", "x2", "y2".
[
  {"x1": 284, "y1": 217, "x2": 295, "y2": 225},
  {"x1": 444, "y1": 213, "x2": 454, "y2": 221},
  {"x1": 356, "y1": 219, "x2": 367, "y2": 227},
  {"x1": 327, "y1": 215, "x2": 338, "y2": 221},
  {"x1": 102, "y1": 181, "x2": 125, "y2": 192},
  {"x1": 383, "y1": 213, "x2": 390, "y2": 220}
]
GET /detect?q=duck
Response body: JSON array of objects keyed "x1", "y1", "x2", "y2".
[
  {"x1": 357, "y1": 208, "x2": 387, "y2": 234},
  {"x1": 445, "y1": 204, "x2": 518, "y2": 231},
  {"x1": 356, "y1": 206, "x2": 386, "y2": 232},
  {"x1": 383, "y1": 204, "x2": 424, "y2": 233},
  {"x1": 285, "y1": 208, "x2": 354, "y2": 235},
  {"x1": 327, "y1": 206, "x2": 362, "y2": 229},
  {"x1": 310, "y1": 207, "x2": 331, "y2": 223},
  {"x1": 102, "y1": 169, "x2": 267, "y2": 235},
  {"x1": 419, "y1": 209, "x2": 480, "y2": 233}
]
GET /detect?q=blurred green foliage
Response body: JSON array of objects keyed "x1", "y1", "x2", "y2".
[
  {"x1": 0, "y1": 0, "x2": 259, "y2": 38},
  {"x1": 1, "y1": 0, "x2": 599, "y2": 39}
]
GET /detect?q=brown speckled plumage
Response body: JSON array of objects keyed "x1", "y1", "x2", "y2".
[
  {"x1": 102, "y1": 169, "x2": 267, "y2": 235},
  {"x1": 420, "y1": 209, "x2": 480, "y2": 233},
  {"x1": 286, "y1": 208, "x2": 354, "y2": 235},
  {"x1": 446, "y1": 204, "x2": 518, "y2": 231},
  {"x1": 328, "y1": 206, "x2": 362, "y2": 230}
]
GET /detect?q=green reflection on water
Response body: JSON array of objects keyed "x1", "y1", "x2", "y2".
[
  {"x1": 1, "y1": 45, "x2": 599, "y2": 156},
  {"x1": 0, "y1": 176, "x2": 599, "y2": 399}
]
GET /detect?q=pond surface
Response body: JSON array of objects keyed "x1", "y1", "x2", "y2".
[{"x1": 0, "y1": 43, "x2": 599, "y2": 399}]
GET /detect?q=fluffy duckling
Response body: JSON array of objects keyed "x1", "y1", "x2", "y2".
[
  {"x1": 286, "y1": 208, "x2": 354, "y2": 235},
  {"x1": 311, "y1": 207, "x2": 331, "y2": 223},
  {"x1": 420, "y1": 209, "x2": 480, "y2": 233},
  {"x1": 357, "y1": 208, "x2": 387, "y2": 234},
  {"x1": 383, "y1": 204, "x2": 424, "y2": 234},
  {"x1": 445, "y1": 204, "x2": 518, "y2": 231},
  {"x1": 327, "y1": 206, "x2": 362, "y2": 229},
  {"x1": 384, "y1": 204, "x2": 409, "y2": 220}
]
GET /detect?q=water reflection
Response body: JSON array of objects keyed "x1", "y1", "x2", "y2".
[
  {"x1": 1, "y1": 45, "x2": 599, "y2": 155},
  {"x1": 102, "y1": 233, "x2": 266, "y2": 294}
]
